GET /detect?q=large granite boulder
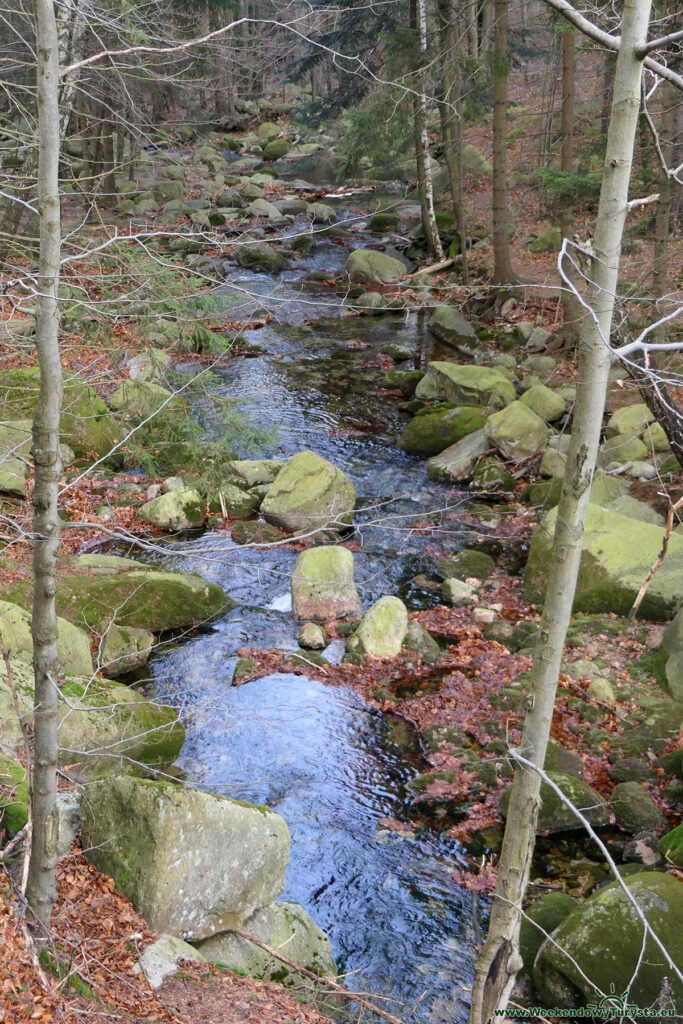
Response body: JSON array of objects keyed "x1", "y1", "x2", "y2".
[
  {"x1": 228, "y1": 459, "x2": 284, "y2": 488},
  {"x1": 1, "y1": 554, "x2": 231, "y2": 633},
  {"x1": 499, "y1": 771, "x2": 608, "y2": 833},
  {"x1": 399, "y1": 405, "x2": 487, "y2": 456},
  {"x1": 519, "y1": 384, "x2": 566, "y2": 423},
  {"x1": 415, "y1": 362, "x2": 514, "y2": 409},
  {"x1": 525, "y1": 504, "x2": 683, "y2": 620},
  {"x1": 99, "y1": 624, "x2": 155, "y2": 678},
  {"x1": 0, "y1": 599, "x2": 93, "y2": 677},
  {"x1": 136, "y1": 935, "x2": 206, "y2": 990},
  {"x1": 425, "y1": 429, "x2": 489, "y2": 483},
  {"x1": 0, "y1": 658, "x2": 183, "y2": 776},
  {"x1": 346, "y1": 249, "x2": 406, "y2": 285},
  {"x1": 519, "y1": 892, "x2": 577, "y2": 976},
  {"x1": 610, "y1": 781, "x2": 664, "y2": 832},
  {"x1": 109, "y1": 379, "x2": 181, "y2": 420},
  {"x1": 658, "y1": 823, "x2": 683, "y2": 866},
  {"x1": 484, "y1": 401, "x2": 549, "y2": 461},
  {"x1": 199, "y1": 901, "x2": 336, "y2": 983},
  {"x1": 81, "y1": 777, "x2": 290, "y2": 940},
  {"x1": 0, "y1": 367, "x2": 120, "y2": 459},
  {"x1": 261, "y1": 451, "x2": 355, "y2": 536},
  {"x1": 355, "y1": 596, "x2": 408, "y2": 657},
  {"x1": 533, "y1": 873, "x2": 683, "y2": 1010},
  {"x1": 138, "y1": 488, "x2": 205, "y2": 532},
  {"x1": 291, "y1": 546, "x2": 361, "y2": 620},
  {"x1": 0, "y1": 752, "x2": 28, "y2": 834},
  {"x1": 428, "y1": 306, "x2": 477, "y2": 349},
  {"x1": 660, "y1": 607, "x2": 683, "y2": 702},
  {"x1": 606, "y1": 403, "x2": 655, "y2": 438}
]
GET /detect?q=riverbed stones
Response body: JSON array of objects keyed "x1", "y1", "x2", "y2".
[
  {"x1": 598, "y1": 432, "x2": 648, "y2": 466},
  {"x1": 297, "y1": 622, "x2": 327, "y2": 650},
  {"x1": 519, "y1": 384, "x2": 566, "y2": 423},
  {"x1": 234, "y1": 242, "x2": 291, "y2": 273},
  {"x1": 307, "y1": 201, "x2": 336, "y2": 224},
  {"x1": 658, "y1": 823, "x2": 683, "y2": 866},
  {"x1": 533, "y1": 872, "x2": 683, "y2": 1010},
  {"x1": 428, "y1": 306, "x2": 477, "y2": 349},
  {"x1": 261, "y1": 450, "x2": 355, "y2": 535},
  {"x1": 291, "y1": 546, "x2": 361, "y2": 620},
  {"x1": 606, "y1": 403, "x2": 655, "y2": 438},
  {"x1": 519, "y1": 892, "x2": 576, "y2": 976},
  {"x1": 0, "y1": 753, "x2": 28, "y2": 834},
  {"x1": 471, "y1": 456, "x2": 515, "y2": 493},
  {"x1": 425, "y1": 429, "x2": 489, "y2": 483},
  {"x1": 355, "y1": 596, "x2": 408, "y2": 658},
  {"x1": 525, "y1": 504, "x2": 683, "y2": 619},
  {"x1": 262, "y1": 138, "x2": 291, "y2": 161},
  {"x1": 199, "y1": 900, "x2": 336, "y2": 983},
  {"x1": 109, "y1": 379, "x2": 178, "y2": 420},
  {"x1": 415, "y1": 362, "x2": 515, "y2": 408},
  {"x1": 439, "y1": 549, "x2": 495, "y2": 580},
  {"x1": 610, "y1": 781, "x2": 664, "y2": 832},
  {"x1": 499, "y1": 771, "x2": 608, "y2": 833},
  {"x1": 247, "y1": 198, "x2": 285, "y2": 221},
  {"x1": 345, "y1": 248, "x2": 406, "y2": 285},
  {"x1": 228, "y1": 458, "x2": 284, "y2": 487},
  {"x1": 399, "y1": 405, "x2": 488, "y2": 456},
  {"x1": 442, "y1": 578, "x2": 477, "y2": 606},
  {"x1": 81, "y1": 777, "x2": 290, "y2": 940},
  {"x1": 138, "y1": 488, "x2": 205, "y2": 532},
  {"x1": 403, "y1": 620, "x2": 442, "y2": 665},
  {"x1": 2, "y1": 554, "x2": 231, "y2": 633},
  {"x1": 484, "y1": 401, "x2": 549, "y2": 461}
]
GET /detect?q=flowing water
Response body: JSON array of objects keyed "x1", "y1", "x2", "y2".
[{"x1": 143, "y1": 168, "x2": 482, "y2": 1022}]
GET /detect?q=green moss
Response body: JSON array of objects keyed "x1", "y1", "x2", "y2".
[
  {"x1": 0, "y1": 753, "x2": 28, "y2": 834},
  {"x1": 399, "y1": 405, "x2": 487, "y2": 456}
]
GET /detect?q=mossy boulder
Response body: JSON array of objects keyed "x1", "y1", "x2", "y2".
[
  {"x1": 368, "y1": 212, "x2": 399, "y2": 232},
  {"x1": 99, "y1": 625, "x2": 155, "y2": 678},
  {"x1": 528, "y1": 226, "x2": 562, "y2": 253},
  {"x1": 0, "y1": 599, "x2": 93, "y2": 677},
  {"x1": 438, "y1": 549, "x2": 495, "y2": 580},
  {"x1": 658, "y1": 823, "x2": 683, "y2": 866},
  {"x1": 598, "y1": 432, "x2": 648, "y2": 466},
  {"x1": 606, "y1": 403, "x2": 655, "y2": 438},
  {"x1": 262, "y1": 138, "x2": 291, "y2": 161},
  {"x1": 399, "y1": 405, "x2": 487, "y2": 456},
  {"x1": 484, "y1": 401, "x2": 549, "y2": 462},
  {"x1": 261, "y1": 450, "x2": 355, "y2": 536},
  {"x1": 257, "y1": 122, "x2": 280, "y2": 140},
  {"x1": 307, "y1": 202, "x2": 336, "y2": 224},
  {"x1": 428, "y1": 306, "x2": 477, "y2": 349},
  {"x1": 139, "y1": 488, "x2": 205, "y2": 532},
  {"x1": 207, "y1": 483, "x2": 258, "y2": 520},
  {"x1": 381, "y1": 369, "x2": 424, "y2": 397},
  {"x1": 2, "y1": 554, "x2": 232, "y2": 633},
  {"x1": 610, "y1": 782, "x2": 664, "y2": 832},
  {"x1": 234, "y1": 242, "x2": 291, "y2": 273},
  {"x1": 519, "y1": 892, "x2": 577, "y2": 976},
  {"x1": 499, "y1": 771, "x2": 608, "y2": 833},
  {"x1": 231, "y1": 521, "x2": 286, "y2": 546},
  {"x1": 471, "y1": 457, "x2": 515, "y2": 493},
  {"x1": 533, "y1": 873, "x2": 683, "y2": 1010},
  {"x1": 291, "y1": 545, "x2": 361, "y2": 620},
  {"x1": 0, "y1": 753, "x2": 28, "y2": 835},
  {"x1": 519, "y1": 385, "x2": 566, "y2": 423},
  {"x1": 297, "y1": 622, "x2": 327, "y2": 650},
  {"x1": 0, "y1": 366, "x2": 120, "y2": 459},
  {"x1": 425, "y1": 429, "x2": 489, "y2": 483},
  {"x1": 525, "y1": 504, "x2": 683, "y2": 619},
  {"x1": 415, "y1": 362, "x2": 514, "y2": 408},
  {"x1": 660, "y1": 607, "x2": 683, "y2": 702},
  {"x1": 0, "y1": 658, "x2": 183, "y2": 776},
  {"x1": 81, "y1": 776, "x2": 290, "y2": 940},
  {"x1": 247, "y1": 198, "x2": 285, "y2": 222},
  {"x1": 355, "y1": 596, "x2": 408, "y2": 658},
  {"x1": 617, "y1": 700, "x2": 683, "y2": 758},
  {"x1": 199, "y1": 900, "x2": 335, "y2": 984},
  {"x1": 346, "y1": 249, "x2": 406, "y2": 285},
  {"x1": 109, "y1": 379, "x2": 180, "y2": 420},
  {"x1": 228, "y1": 459, "x2": 284, "y2": 488},
  {"x1": 403, "y1": 620, "x2": 442, "y2": 665}
]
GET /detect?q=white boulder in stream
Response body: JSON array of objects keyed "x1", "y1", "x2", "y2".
[
  {"x1": 81, "y1": 776, "x2": 290, "y2": 940},
  {"x1": 346, "y1": 248, "x2": 406, "y2": 285},
  {"x1": 291, "y1": 545, "x2": 361, "y2": 620},
  {"x1": 261, "y1": 450, "x2": 355, "y2": 536},
  {"x1": 356, "y1": 596, "x2": 408, "y2": 657}
]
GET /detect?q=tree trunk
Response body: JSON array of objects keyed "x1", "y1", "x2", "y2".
[
  {"x1": 491, "y1": 0, "x2": 514, "y2": 283},
  {"x1": 468, "y1": 0, "x2": 653, "y2": 1019},
  {"x1": 437, "y1": 0, "x2": 469, "y2": 282},
  {"x1": 25, "y1": 0, "x2": 63, "y2": 929},
  {"x1": 559, "y1": 26, "x2": 582, "y2": 342},
  {"x1": 412, "y1": 0, "x2": 444, "y2": 259}
]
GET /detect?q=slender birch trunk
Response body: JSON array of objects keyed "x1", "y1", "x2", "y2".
[
  {"x1": 25, "y1": 0, "x2": 63, "y2": 927},
  {"x1": 468, "y1": 0, "x2": 653, "y2": 1019},
  {"x1": 491, "y1": 0, "x2": 514, "y2": 283},
  {"x1": 412, "y1": 0, "x2": 444, "y2": 259}
]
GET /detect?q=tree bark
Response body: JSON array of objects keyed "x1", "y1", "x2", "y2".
[
  {"x1": 412, "y1": 0, "x2": 444, "y2": 259},
  {"x1": 25, "y1": 0, "x2": 63, "y2": 928},
  {"x1": 491, "y1": 0, "x2": 515, "y2": 283},
  {"x1": 559, "y1": 26, "x2": 582, "y2": 342},
  {"x1": 437, "y1": 0, "x2": 469, "y2": 282},
  {"x1": 468, "y1": 0, "x2": 653, "y2": 1019}
]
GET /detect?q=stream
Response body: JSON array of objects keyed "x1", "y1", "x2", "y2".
[{"x1": 142, "y1": 165, "x2": 482, "y2": 1023}]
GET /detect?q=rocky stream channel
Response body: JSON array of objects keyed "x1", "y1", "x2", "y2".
[{"x1": 140, "y1": 171, "x2": 484, "y2": 1023}]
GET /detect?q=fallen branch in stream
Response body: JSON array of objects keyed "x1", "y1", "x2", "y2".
[
  {"x1": 404, "y1": 257, "x2": 455, "y2": 278},
  {"x1": 233, "y1": 928, "x2": 410, "y2": 1024}
]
